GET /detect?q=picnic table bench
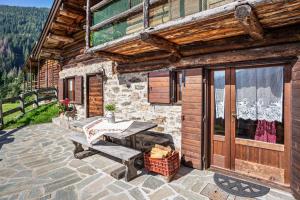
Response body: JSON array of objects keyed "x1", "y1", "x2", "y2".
[
  {"x1": 68, "y1": 118, "x2": 158, "y2": 181},
  {"x1": 69, "y1": 133, "x2": 142, "y2": 181}
]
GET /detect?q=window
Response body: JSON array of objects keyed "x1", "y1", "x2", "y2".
[
  {"x1": 174, "y1": 71, "x2": 183, "y2": 103},
  {"x1": 148, "y1": 70, "x2": 185, "y2": 104},
  {"x1": 67, "y1": 78, "x2": 75, "y2": 101}
]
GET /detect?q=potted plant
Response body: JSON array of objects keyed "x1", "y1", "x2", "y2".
[{"x1": 105, "y1": 103, "x2": 116, "y2": 123}]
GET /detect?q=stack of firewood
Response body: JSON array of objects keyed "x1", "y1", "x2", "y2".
[{"x1": 150, "y1": 144, "x2": 174, "y2": 159}]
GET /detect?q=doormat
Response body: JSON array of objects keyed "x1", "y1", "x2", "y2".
[{"x1": 214, "y1": 173, "x2": 270, "y2": 198}]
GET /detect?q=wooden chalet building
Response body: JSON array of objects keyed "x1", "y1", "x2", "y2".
[{"x1": 26, "y1": 0, "x2": 300, "y2": 197}]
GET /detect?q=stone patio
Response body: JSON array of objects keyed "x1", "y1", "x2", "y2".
[{"x1": 0, "y1": 123, "x2": 295, "y2": 200}]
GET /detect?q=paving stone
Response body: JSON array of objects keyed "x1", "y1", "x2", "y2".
[
  {"x1": 191, "y1": 179, "x2": 206, "y2": 193},
  {"x1": 77, "y1": 165, "x2": 97, "y2": 175},
  {"x1": 0, "y1": 182, "x2": 32, "y2": 197},
  {"x1": 34, "y1": 161, "x2": 68, "y2": 176},
  {"x1": 107, "y1": 183, "x2": 124, "y2": 193},
  {"x1": 103, "y1": 193, "x2": 131, "y2": 200},
  {"x1": 76, "y1": 173, "x2": 103, "y2": 190},
  {"x1": 54, "y1": 186, "x2": 77, "y2": 200},
  {"x1": 114, "y1": 180, "x2": 133, "y2": 190},
  {"x1": 142, "y1": 176, "x2": 164, "y2": 190},
  {"x1": 129, "y1": 187, "x2": 146, "y2": 200},
  {"x1": 87, "y1": 190, "x2": 110, "y2": 200},
  {"x1": 69, "y1": 159, "x2": 86, "y2": 168},
  {"x1": 0, "y1": 169, "x2": 17, "y2": 178},
  {"x1": 42, "y1": 167, "x2": 75, "y2": 180},
  {"x1": 80, "y1": 175, "x2": 114, "y2": 200},
  {"x1": 172, "y1": 195, "x2": 186, "y2": 200},
  {"x1": 44, "y1": 174, "x2": 82, "y2": 194},
  {"x1": 149, "y1": 185, "x2": 175, "y2": 200},
  {"x1": 200, "y1": 183, "x2": 229, "y2": 200},
  {"x1": 14, "y1": 170, "x2": 32, "y2": 178},
  {"x1": 142, "y1": 188, "x2": 151, "y2": 194},
  {"x1": 8, "y1": 194, "x2": 18, "y2": 200},
  {"x1": 170, "y1": 185, "x2": 208, "y2": 200}
]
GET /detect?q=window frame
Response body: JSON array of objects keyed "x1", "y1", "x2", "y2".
[{"x1": 66, "y1": 77, "x2": 75, "y2": 102}]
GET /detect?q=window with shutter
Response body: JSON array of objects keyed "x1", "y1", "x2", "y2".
[{"x1": 148, "y1": 71, "x2": 171, "y2": 104}]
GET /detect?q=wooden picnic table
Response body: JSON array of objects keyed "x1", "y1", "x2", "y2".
[{"x1": 69, "y1": 117, "x2": 157, "y2": 148}]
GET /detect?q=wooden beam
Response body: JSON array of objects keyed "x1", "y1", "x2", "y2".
[
  {"x1": 181, "y1": 24, "x2": 300, "y2": 56},
  {"x1": 235, "y1": 4, "x2": 264, "y2": 40},
  {"x1": 86, "y1": 0, "x2": 91, "y2": 51},
  {"x1": 143, "y1": 0, "x2": 150, "y2": 28},
  {"x1": 51, "y1": 22, "x2": 81, "y2": 32},
  {"x1": 117, "y1": 59, "x2": 170, "y2": 73},
  {"x1": 90, "y1": 0, "x2": 167, "y2": 32},
  {"x1": 48, "y1": 34, "x2": 74, "y2": 43},
  {"x1": 95, "y1": 51, "x2": 132, "y2": 62},
  {"x1": 140, "y1": 32, "x2": 181, "y2": 59},
  {"x1": 174, "y1": 42, "x2": 300, "y2": 68},
  {"x1": 61, "y1": 3, "x2": 85, "y2": 16},
  {"x1": 41, "y1": 48, "x2": 62, "y2": 55},
  {"x1": 90, "y1": 0, "x2": 113, "y2": 12}
]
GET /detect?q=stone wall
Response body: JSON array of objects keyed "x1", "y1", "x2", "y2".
[{"x1": 60, "y1": 61, "x2": 182, "y2": 150}]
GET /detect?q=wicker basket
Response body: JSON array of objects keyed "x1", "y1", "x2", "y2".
[{"x1": 144, "y1": 151, "x2": 180, "y2": 177}]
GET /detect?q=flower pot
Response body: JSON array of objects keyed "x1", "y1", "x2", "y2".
[{"x1": 106, "y1": 111, "x2": 115, "y2": 123}]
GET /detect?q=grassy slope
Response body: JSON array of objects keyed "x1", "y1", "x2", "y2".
[{"x1": 4, "y1": 102, "x2": 59, "y2": 130}]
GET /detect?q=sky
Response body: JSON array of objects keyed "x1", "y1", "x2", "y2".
[{"x1": 0, "y1": 0, "x2": 53, "y2": 8}]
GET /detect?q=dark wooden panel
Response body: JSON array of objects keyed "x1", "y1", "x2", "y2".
[
  {"x1": 292, "y1": 59, "x2": 300, "y2": 200},
  {"x1": 75, "y1": 76, "x2": 83, "y2": 104},
  {"x1": 58, "y1": 79, "x2": 64, "y2": 101},
  {"x1": 181, "y1": 68, "x2": 203, "y2": 169},
  {"x1": 87, "y1": 74, "x2": 103, "y2": 118}
]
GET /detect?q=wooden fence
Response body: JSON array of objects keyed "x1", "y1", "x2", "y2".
[{"x1": 0, "y1": 88, "x2": 57, "y2": 129}]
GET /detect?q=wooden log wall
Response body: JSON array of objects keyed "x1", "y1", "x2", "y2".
[
  {"x1": 291, "y1": 57, "x2": 300, "y2": 199},
  {"x1": 38, "y1": 60, "x2": 60, "y2": 88}
]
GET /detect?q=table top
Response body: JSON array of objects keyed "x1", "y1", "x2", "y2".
[{"x1": 70, "y1": 117, "x2": 157, "y2": 139}]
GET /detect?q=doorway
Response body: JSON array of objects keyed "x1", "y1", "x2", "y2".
[
  {"x1": 87, "y1": 74, "x2": 103, "y2": 118},
  {"x1": 209, "y1": 66, "x2": 291, "y2": 185}
]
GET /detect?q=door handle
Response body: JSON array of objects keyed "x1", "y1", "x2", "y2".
[{"x1": 232, "y1": 113, "x2": 237, "y2": 118}]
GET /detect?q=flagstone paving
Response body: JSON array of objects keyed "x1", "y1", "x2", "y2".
[{"x1": 0, "y1": 123, "x2": 295, "y2": 200}]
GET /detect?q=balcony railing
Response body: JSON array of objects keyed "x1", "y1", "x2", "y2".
[{"x1": 87, "y1": 0, "x2": 233, "y2": 47}]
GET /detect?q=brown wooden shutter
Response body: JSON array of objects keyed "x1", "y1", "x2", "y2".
[
  {"x1": 292, "y1": 58, "x2": 300, "y2": 200},
  {"x1": 148, "y1": 71, "x2": 171, "y2": 104},
  {"x1": 58, "y1": 79, "x2": 65, "y2": 101},
  {"x1": 181, "y1": 68, "x2": 203, "y2": 169},
  {"x1": 75, "y1": 76, "x2": 83, "y2": 105}
]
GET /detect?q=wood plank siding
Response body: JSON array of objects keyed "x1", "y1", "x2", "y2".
[
  {"x1": 87, "y1": 74, "x2": 104, "y2": 117},
  {"x1": 292, "y1": 58, "x2": 300, "y2": 199},
  {"x1": 148, "y1": 71, "x2": 171, "y2": 104},
  {"x1": 181, "y1": 68, "x2": 203, "y2": 169},
  {"x1": 38, "y1": 59, "x2": 60, "y2": 88}
]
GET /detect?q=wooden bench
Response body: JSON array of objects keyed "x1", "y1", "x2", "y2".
[{"x1": 69, "y1": 133, "x2": 142, "y2": 182}]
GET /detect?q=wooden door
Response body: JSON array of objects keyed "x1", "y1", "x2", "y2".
[
  {"x1": 210, "y1": 66, "x2": 291, "y2": 185},
  {"x1": 87, "y1": 74, "x2": 103, "y2": 118}
]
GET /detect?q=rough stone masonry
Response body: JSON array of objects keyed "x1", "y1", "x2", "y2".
[{"x1": 60, "y1": 61, "x2": 182, "y2": 150}]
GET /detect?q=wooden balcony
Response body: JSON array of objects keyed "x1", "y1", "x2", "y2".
[{"x1": 85, "y1": 0, "x2": 300, "y2": 72}]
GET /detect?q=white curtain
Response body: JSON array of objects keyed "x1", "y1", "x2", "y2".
[
  {"x1": 214, "y1": 71, "x2": 225, "y2": 119},
  {"x1": 235, "y1": 67, "x2": 283, "y2": 123}
]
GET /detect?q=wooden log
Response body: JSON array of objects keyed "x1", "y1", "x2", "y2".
[
  {"x1": 90, "y1": 0, "x2": 167, "y2": 32},
  {"x1": 86, "y1": 0, "x2": 91, "y2": 51},
  {"x1": 59, "y1": 6, "x2": 84, "y2": 20},
  {"x1": 180, "y1": 24, "x2": 300, "y2": 56},
  {"x1": 90, "y1": 0, "x2": 113, "y2": 12},
  {"x1": 116, "y1": 59, "x2": 170, "y2": 73},
  {"x1": 41, "y1": 48, "x2": 62, "y2": 55},
  {"x1": 48, "y1": 34, "x2": 75, "y2": 43},
  {"x1": 174, "y1": 42, "x2": 300, "y2": 68},
  {"x1": 144, "y1": 0, "x2": 150, "y2": 28},
  {"x1": 235, "y1": 4, "x2": 264, "y2": 40},
  {"x1": 51, "y1": 22, "x2": 81, "y2": 32},
  {"x1": 140, "y1": 32, "x2": 181, "y2": 58},
  {"x1": 95, "y1": 51, "x2": 131, "y2": 62}
]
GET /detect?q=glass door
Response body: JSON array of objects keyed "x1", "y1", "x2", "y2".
[{"x1": 210, "y1": 66, "x2": 290, "y2": 185}]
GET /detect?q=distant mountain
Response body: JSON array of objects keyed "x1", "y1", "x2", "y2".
[{"x1": 0, "y1": 5, "x2": 49, "y2": 73}]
